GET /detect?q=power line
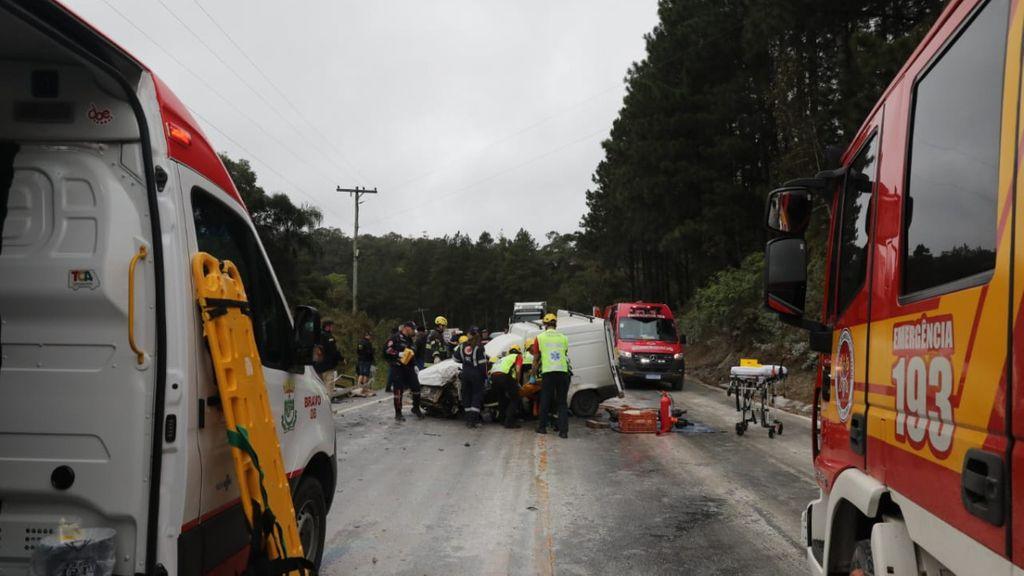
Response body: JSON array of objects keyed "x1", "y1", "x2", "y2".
[
  {"x1": 187, "y1": 110, "x2": 349, "y2": 223},
  {"x1": 143, "y1": 0, "x2": 343, "y2": 189},
  {"x1": 187, "y1": 0, "x2": 369, "y2": 184},
  {"x1": 365, "y1": 127, "x2": 608, "y2": 228},
  {"x1": 97, "y1": 0, "x2": 342, "y2": 206},
  {"x1": 154, "y1": 0, "x2": 368, "y2": 186}
]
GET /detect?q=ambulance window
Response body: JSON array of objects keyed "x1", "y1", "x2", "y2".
[
  {"x1": 192, "y1": 189, "x2": 292, "y2": 370},
  {"x1": 903, "y1": 0, "x2": 1007, "y2": 298},
  {"x1": 835, "y1": 134, "x2": 878, "y2": 316}
]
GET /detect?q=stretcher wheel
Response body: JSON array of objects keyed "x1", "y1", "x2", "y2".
[
  {"x1": 735, "y1": 422, "x2": 746, "y2": 436},
  {"x1": 776, "y1": 422, "x2": 783, "y2": 436},
  {"x1": 768, "y1": 427, "x2": 775, "y2": 439}
]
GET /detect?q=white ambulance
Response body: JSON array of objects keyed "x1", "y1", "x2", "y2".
[{"x1": 0, "y1": 2, "x2": 337, "y2": 574}]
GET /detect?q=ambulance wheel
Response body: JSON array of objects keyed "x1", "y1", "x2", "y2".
[
  {"x1": 849, "y1": 539, "x2": 875, "y2": 576},
  {"x1": 294, "y1": 477, "x2": 327, "y2": 570},
  {"x1": 570, "y1": 390, "x2": 599, "y2": 418}
]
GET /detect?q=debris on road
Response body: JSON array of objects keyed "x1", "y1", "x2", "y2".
[{"x1": 585, "y1": 419, "x2": 610, "y2": 429}]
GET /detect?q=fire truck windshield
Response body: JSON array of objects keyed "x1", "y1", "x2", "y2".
[{"x1": 618, "y1": 317, "x2": 677, "y2": 342}]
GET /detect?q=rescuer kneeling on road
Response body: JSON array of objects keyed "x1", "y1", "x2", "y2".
[
  {"x1": 535, "y1": 313, "x2": 571, "y2": 438},
  {"x1": 454, "y1": 327, "x2": 488, "y2": 428},
  {"x1": 385, "y1": 321, "x2": 424, "y2": 421},
  {"x1": 490, "y1": 345, "x2": 523, "y2": 428}
]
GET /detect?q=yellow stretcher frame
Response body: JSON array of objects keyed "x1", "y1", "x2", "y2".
[{"x1": 191, "y1": 253, "x2": 305, "y2": 571}]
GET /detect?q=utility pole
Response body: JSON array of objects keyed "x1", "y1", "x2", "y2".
[
  {"x1": 413, "y1": 307, "x2": 428, "y2": 328},
  {"x1": 337, "y1": 185, "x2": 378, "y2": 314}
]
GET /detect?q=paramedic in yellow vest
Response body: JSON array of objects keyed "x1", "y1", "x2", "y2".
[
  {"x1": 535, "y1": 313, "x2": 571, "y2": 438},
  {"x1": 490, "y1": 345, "x2": 523, "y2": 428}
]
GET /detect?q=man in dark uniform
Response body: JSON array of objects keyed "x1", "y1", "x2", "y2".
[
  {"x1": 384, "y1": 321, "x2": 424, "y2": 421},
  {"x1": 313, "y1": 319, "x2": 343, "y2": 399},
  {"x1": 453, "y1": 326, "x2": 487, "y2": 428}
]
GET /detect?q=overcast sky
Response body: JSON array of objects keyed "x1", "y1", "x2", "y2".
[{"x1": 64, "y1": 0, "x2": 659, "y2": 240}]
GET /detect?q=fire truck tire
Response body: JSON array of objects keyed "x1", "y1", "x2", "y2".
[
  {"x1": 849, "y1": 539, "x2": 875, "y2": 576},
  {"x1": 571, "y1": 390, "x2": 599, "y2": 417},
  {"x1": 294, "y1": 476, "x2": 328, "y2": 570},
  {"x1": 671, "y1": 374, "x2": 683, "y2": 391}
]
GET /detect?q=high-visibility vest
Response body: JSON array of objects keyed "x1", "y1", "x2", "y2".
[
  {"x1": 522, "y1": 351, "x2": 534, "y2": 366},
  {"x1": 490, "y1": 353, "x2": 518, "y2": 376},
  {"x1": 537, "y1": 328, "x2": 569, "y2": 373}
]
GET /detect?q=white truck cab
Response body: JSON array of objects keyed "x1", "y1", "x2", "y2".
[{"x1": 0, "y1": 2, "x2": 336, "y2": 574}]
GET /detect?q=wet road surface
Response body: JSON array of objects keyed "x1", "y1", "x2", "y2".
[{"x1": 321, "y1": 380, "x2": 817, "y2": 575}]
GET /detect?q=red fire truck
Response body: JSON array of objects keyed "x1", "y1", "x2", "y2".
[{"x1": 763, "y1": 0, "x2": 1022, "y2": 573}]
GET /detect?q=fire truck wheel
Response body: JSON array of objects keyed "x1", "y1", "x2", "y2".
[
  {"x1": 294, "y1": 476, "x2": 328, "y2": 570},
  {"x1": 849, "y1": 539, "x2": 875, "y2": 576},
  {"x1": 570, "y1": 390, "x2": 599, "y2": 417}
]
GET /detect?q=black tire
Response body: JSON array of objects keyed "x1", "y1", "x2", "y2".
[
  {"x1": 768, "y1": 428, "x2": 775, "y2": 439},
  {"x1": 777, "y1": 422, "x2": 784, "y2": 436},
  {"x1": 735, "y1": 422, "x2": 745, "y2": 436},
  {"x1": 849, "y1": 539, "x2": 874, "y2": 576},
  {"x1": 570, "y1": 390, "x2": 599, "y2": 417},
  {"x1": 293, "y1": 477, "x2": 328, "y2": 570},
  {"x1": 671, "y1": 372, "x2": 684, "y2": 391}
]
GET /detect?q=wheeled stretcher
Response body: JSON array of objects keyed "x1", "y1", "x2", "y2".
[{"x1": 727, "y1": 363, "x2": 787, "y2": 438}]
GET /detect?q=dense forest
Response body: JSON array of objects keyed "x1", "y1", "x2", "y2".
[{"x1": 225, "y1": 0, "x2": 947, "y2": 388}]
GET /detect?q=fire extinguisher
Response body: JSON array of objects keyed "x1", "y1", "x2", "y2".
[{"x1": 657, "y1": 391, "x2": 677, "y2": 435}]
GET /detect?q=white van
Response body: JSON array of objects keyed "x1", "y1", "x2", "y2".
[
  {"x1": 503, "y1": 311, "x2": 624, "y2": 416},
  {"x1": 0, "y1": 3, "x2": 336, "y2": 575}
]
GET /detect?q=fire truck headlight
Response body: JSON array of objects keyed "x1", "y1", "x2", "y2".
[
  {"x1": 619, "y1": 351, "x2": 632, "y2": 359},
  {"x1": 673, "y1": 353, "x2": 684, "y2": 361}
]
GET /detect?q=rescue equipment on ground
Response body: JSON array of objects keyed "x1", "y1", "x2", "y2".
[
  {"x1": 617, "y1": 409, "x2": 658, "y2": 434},
  {"x1": 727, "y1": 359, "x2": 786, "y2": 438},
  {"x1": 657, "y1": 391, "x2": 678, "y2": 435},
  {"x1": 192, "y1": 253, "x2": 313, "y2": 575}
]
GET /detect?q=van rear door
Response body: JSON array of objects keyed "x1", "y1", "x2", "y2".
[{"x1": 0, "y1": 3, "x2": 165, "y2": 575}]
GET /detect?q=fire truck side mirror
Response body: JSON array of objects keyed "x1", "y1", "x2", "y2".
[
  {"x1": 764, "y1": 237, "x2": 806, "y2": 318},
  {"x1": 765, "y1": 187, "x2": 811, "y2": 236},
  {"x1": 292, "y1": 305, "x2": 321, "y2": 365}
]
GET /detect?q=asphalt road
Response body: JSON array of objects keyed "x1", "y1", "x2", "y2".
[{"x1": 321, "y1": 380, "x2": 817, "y2": 575}]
